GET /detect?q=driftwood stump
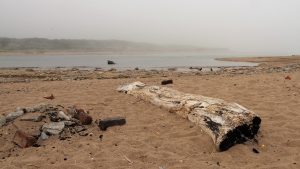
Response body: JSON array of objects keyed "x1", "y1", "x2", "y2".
[{"x1": 117, "y1": 82, "x2": 261, "y2": 151}]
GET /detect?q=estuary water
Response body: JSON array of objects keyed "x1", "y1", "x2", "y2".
[{"x1": 0, "y1": 54, "x2": 257, "y2": 69}]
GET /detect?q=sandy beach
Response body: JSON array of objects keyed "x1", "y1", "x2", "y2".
[{"x1": 1, "y1": 56, "x2": 300, "y2": 169}]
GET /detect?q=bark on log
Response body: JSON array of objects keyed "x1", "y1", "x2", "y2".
[{"x1": 117, "y1": 82, "x2": 261, "y2": 151}]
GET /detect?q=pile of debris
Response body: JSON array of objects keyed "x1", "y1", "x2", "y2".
[{"x1": 0, "y1": 104, "x2": 126, "y2": 148}]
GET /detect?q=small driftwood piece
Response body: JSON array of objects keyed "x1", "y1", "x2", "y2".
[{"x1": 117, "y1": 82, "x2": 261, "y2": 151}]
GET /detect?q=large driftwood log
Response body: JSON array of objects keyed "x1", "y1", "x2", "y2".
[{"x1": 117, "y1": 82, "x2": 261, "y2": 151}]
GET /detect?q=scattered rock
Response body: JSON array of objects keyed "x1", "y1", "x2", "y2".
[
  {"x1": 168, "y1": 67, "x2": 177, "y2": 71},
  {"x1": 6, "y1": 110, "x2": 24, "y2": 122},
  {"x1": 108, "y1": 68, "x2": 116, "y2": 72},
  {"x1": 98, "y1": 117, "x2": 126, "y2": 131},
  {"x1": 74, "y1": 125, "x2": 86, "y2": 133},
  {"x1": 189, "y1": 67, "x2": 202, "y2": 71},
  {"x1": 73, "y1": 109, "x2": 93, "y2": 125},
  {"x1": 161, "y1": 79, "x2": 173, "y2": 85},
  {"x1": 27, "y1": 103, "x2": 57, "y2": 113},
  {"x1": 69, "y1": 127, "x2": 77, "y2": 135},
  {"x1": 107, "y1": 60, "x2": 116, "y2": 65},
  {"x1": 252, "y1": 148, "x2": 260, "y2": 154},
  {"x1": 63, "y1": 120, "x2": 76, "y2": 126},
  {"x1": 285, "y1": 75, "x2": 291, "y2": 80},
  {"x1": 59, "y1": 129, "x2": 71, "y2": 140},
  {"x1": 20, "y1": 113, "x2": 44, "y2": 122},
  {"x1": 0, "y1": 115, "x2": 6, "y2": 127},
  {"x1": 58, "y1": 111, "x2": 70, "y2": 120},
  {"x1": 30, "y1": 130, "x2": 42, "y2": 138},
  {"x1": 44, "y1": 94, "x2": 55, "y2": 100},
  {"x1": 36, "y1": 131, "x2": 49, "y2": 145},
  {"x1": 39, "y1": 132, "x2": 49, "y2": 140},
  {"x1": 42, "y1": 122, "x2": 65, "y2": 135},
  {"x1": 78, "y1": 131, "x2": 89, "y2": 136},
  {"x1": 13, "y1": 130, "x2": 37, "y2": 148},
  {"x1": 48, "y1": 111, "x2": 60, "y2": 122}
]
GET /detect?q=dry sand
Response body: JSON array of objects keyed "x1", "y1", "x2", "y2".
[{"x1": 0, "y1": 56, "x2": 300, "y2": 169}]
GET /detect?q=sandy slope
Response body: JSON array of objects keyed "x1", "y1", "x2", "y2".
[{"x1": 0, "y1": 57, "x2": 300, "y2": 169}]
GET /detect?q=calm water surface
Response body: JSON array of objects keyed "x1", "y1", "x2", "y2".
[{"x1": 0, "y1": 54, "x2": 257, "y2": 69}]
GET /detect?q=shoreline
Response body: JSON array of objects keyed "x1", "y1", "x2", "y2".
[{"x1": 0, "y1": 56, "x2": 299, "y2": 84}]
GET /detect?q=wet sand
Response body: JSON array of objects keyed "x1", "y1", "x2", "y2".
[{"x1": 0, "y1": 56, "x2": 300, "y2": 169}]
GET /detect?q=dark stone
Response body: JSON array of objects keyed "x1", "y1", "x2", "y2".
[
  {"x1": 48, "y1": 111, "x2": 59, "y2": 122},
  {"x1": 252, "y1": 148, "x2": 260, "y2": 154},
  {"x1": 107, "y1": 60, "x2": 116, "y2": 65},
  {"x1": 98, "y1": 117, "x2": 126, "y2": 131},
  {"x1": 161, "y1": 79, "x2": 173, "y2": 85},
  {"x1": 13, "y1": 130, "x2": 37, "y2": 148}
]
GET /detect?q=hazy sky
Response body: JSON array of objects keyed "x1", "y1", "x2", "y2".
[{"x1": 0, "y1": 0, "x2": 299, "y2": 54}]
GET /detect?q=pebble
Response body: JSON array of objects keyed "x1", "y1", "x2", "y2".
[
  {"x1": 42, "y1": 122, "x2": 65, "y2": 135},
  {"x1": 0, "y1": 115, "x2": 6, "y2": 127},
  {"x1": 6, "y1": 110, "x2": 24, "y2": 122},
  {"x1": 252, "y1": 148, "x2": 260, "y2": 154},
  {"x1": 161, "y1": 79, "x2": 173, "y2": 85},
  {"x1": 58, "y1": 111, "x2": 70, "y2": 120}
]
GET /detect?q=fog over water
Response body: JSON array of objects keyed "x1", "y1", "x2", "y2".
[{"x1": 0, "y1": 0, "x2": 300, "y2": 55}]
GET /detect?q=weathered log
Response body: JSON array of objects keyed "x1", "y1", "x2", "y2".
[{"x1": 117, "y1": 82, "x2": 261, "y2": 151}]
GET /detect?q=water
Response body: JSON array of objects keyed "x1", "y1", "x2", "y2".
[{"x1": 0, "y1": 54, "x2": 257, "y2": 69}]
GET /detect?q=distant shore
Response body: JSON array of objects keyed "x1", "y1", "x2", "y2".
[
  {"x1": 216, "y1": 55, "x2": 300, "y2": 66},
  {"x1": 0, "y1": 51, "x2": 231, "y2": 57}
]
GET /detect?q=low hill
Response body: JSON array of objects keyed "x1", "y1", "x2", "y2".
[{"x1": 0, "y1": 37, "x2": 228, "y2": 54}]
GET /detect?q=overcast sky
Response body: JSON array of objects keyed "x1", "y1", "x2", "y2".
[{"x1": 0, "y1": 0, "x2": 299, "y2": 54}]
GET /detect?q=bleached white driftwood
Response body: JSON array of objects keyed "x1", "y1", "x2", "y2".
[{"x1": 117, "y1": 82, "x2": 261, "y2": 151}]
